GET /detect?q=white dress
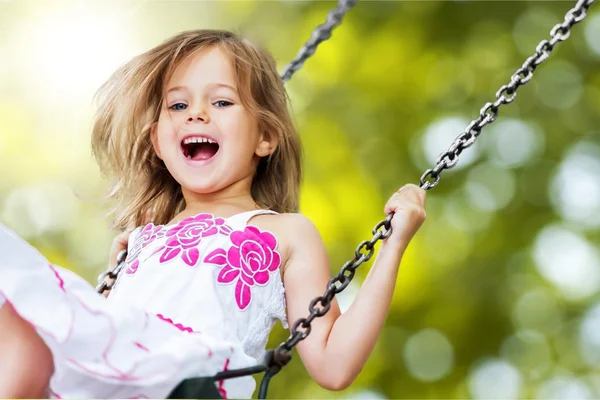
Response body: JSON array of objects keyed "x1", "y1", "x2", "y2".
[{"x1": 0, "y1": 210, "x2": 288, "y2": 399}]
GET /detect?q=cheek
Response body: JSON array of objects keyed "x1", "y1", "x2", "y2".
[
  {"x1": 156, "y1": 118, "x2": 179, "y2": 140},
  {"x1": 154, "y1": 130, "x2": 178, "y2": 159},
  {"x1": 236, "y1": 115, "x2": 261, "y2": 146}
]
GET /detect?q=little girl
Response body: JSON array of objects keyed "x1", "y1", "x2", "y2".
[{"x1": 0, "y1": 30, "x2": 426, "y2": 399}]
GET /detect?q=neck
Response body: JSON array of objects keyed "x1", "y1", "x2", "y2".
[{"x1": 178, "y1": 175, "x2": 260, "y2": 220}]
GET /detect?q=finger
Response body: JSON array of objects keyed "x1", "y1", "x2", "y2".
[
  {"x1": 403, "y1": 204, "x2": 427, "y2": 220},
  {"x1": 390, "y1": 204, "x2": 427, "y2": 227},
  {"x1": 398, "y1": 184, "x2": 426, "y2": 205},
  {"x1": 384, "y1": 193, "x2": 407, "y2": 215},
  {"x1": 108, "y1": 231, "x2": 132, "y2": 269},
  {"x1": 114, "y1": 231, "x2": 131, "y2": 249},
  {"x1": 384, "y1": 193, "x2": 426, "y2": 215}
]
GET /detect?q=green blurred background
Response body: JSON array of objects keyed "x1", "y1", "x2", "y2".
[{"x1": 1, "y1": 0, "x2": 600, "y2": 398}]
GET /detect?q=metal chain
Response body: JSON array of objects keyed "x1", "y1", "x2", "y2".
[
  {"x1": 280, "y1": 0, "x2": 359, "y2": 83},
  {"x1": 419, "y1": 0, "x2": 596, "y2": 191},
  {"x1": 96, "y1": 250, "x2": 127, "y2": 294},
  {"x1": 273, "y1": 0, "x2": 596, "y2": 366},
  {"x1": 278, "y1": 215, "x2": 393, "y2": 353}
]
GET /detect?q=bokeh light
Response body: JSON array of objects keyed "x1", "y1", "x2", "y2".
[
  {"x1": 533, "y1": 225, "x2": 600, "y2": 301},
  {"x1": 534, "y1": 61, "x2": 584, "y2": 110},
  {"x1": 583, "y1": 13, "x2": 600, "y2": 57},
  {"x1": 485, "y1": 119, "x2": 544, "y2": 169},
  {"x1": 465, "y1": 162, "x2": 517, "y2": 212},
  {"x1": 500, "y1": 330, "x2": 552, "y2": 381},
  {"x1": 536, "y1": 376, "x2": 593, "y2": 400},
  {"x1": 420, "y1": 117, "x2": 480, "y2": 172},
  {"x1": 467, "y1": 359, "x2": 522, "y2": 399},
  {"x1": 550, "y1": 141, "x2": 600, "y2": 229},
  {"x1": 513, "y1": 7, "x2": 560, "y2": 56},
  {"x1": 403, "y1": 328, "x2": 454, "y2": 382},
  {"x1": 2, "y1": 181, "x2": 78, "y2": 238},
  {"x1": 512, "y1": 288, "x2": 564, "y2": 334},
  {"x1": 579, "y1": 303, "x2": 600, "y2": 368}
]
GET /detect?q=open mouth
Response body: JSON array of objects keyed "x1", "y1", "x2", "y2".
[{"x1": 181, "y1": 136, "x2": 220, "y2": 161}]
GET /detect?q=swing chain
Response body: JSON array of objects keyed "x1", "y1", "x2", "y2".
[
  {"x1": 419, "y1": 0, "x2": 596, "y2": 191},
  {"x1": 274, "y1": 213, "x2": 393, "y2": 356},
  {"x1": 96, "y1": 250, "x2": 127, "y2": 294},
  {"x1": 270, "y1": 0, "x2": 596, "y2": 385},
  {"x1": 280, "y1": 0, "x2": 359, "y2": 83}
]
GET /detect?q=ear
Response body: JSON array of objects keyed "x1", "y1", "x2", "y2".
[
  {"x1": 150, "y1": 122, "x2": 163, "y2": 160},
  {"x1": 255, "y1": 131, "x2": 278, "y2": 158}
]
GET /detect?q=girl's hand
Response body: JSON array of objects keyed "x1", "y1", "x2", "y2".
[
  {"x1": 108, "y1": 229, "x2": 133, "y2": 270},
  {"x1": 383, "y1": 184, "x2": 427, "y2": 249}
]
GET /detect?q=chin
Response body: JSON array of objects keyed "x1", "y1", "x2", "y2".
[{"x1": 180, "y1": 179, "x2": 225, "y2": 195}]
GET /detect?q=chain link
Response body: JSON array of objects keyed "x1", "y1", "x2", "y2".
[
  {"x1": 96, "y1": 250, "x2": 127, "y2": 294},
  {"x1": 280, "y1": 0, "x2": 359, "y2": 83},
  {"x1": 419, "y1": 0, "x2": 596, "y2": 192},
  {"x1": 277, "y1": 214, "x2": 392, "y2": 355}
]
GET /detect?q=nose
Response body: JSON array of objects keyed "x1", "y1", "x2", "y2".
[
  {"x1": 186, "y1": 108, "x2": 209, "y2": 123},
  {"x1": 187, "y1": 115, "x2": 206, "y2": 122}
]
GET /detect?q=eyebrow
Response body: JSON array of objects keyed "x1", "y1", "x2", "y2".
[{"x1": 166, "y1": 83, "x2": 238, "y2": 94}]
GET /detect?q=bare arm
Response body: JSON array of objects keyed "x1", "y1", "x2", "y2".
[{"x1": 282, "y1": 184, "x2": 426, "y2": 390}]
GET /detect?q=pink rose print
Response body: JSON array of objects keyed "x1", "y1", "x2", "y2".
[
  {"x1": 155, "y1": 214, "x2": 232, "y2": 267},
  {"x1": 204, "y1": 226, "x2": 281, "y2": 310},
  {"x1": 125, "y1": 224, "x2": 164, "y2": 275},
  {"x1": 140, "y1": 224, "x2": 165, "y2": 246},
  {"x1": 155, "y1": 214, "x2": 233, "y2": 267}
]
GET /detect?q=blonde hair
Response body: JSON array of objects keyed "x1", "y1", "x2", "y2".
[{"x1": 91, "y1": 30, "x2": 302, "y2": 230}]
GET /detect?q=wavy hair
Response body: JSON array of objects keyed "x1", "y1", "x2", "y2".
[{"x1": 91, "y1": 30, "x2": 302, "y2": 230}]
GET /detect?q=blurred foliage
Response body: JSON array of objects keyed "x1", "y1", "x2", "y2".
[{"x1": 1, "y1": 0, "x2": 600, "y2": 398}]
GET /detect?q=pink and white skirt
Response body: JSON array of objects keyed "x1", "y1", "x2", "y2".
[{"x1": 0, "y1": 224, "x2": 255, "y2": 399}]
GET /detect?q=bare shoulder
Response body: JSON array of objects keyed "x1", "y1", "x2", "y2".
[
  {"x1": 248, "y1": 212, "x2": 322, "y2": 275},
  {"x1": 249, "y1": 212, "x2": 319, "y2": 241}
]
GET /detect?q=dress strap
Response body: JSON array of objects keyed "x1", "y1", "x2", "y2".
[{"x1": 227, "y1": 209, "x2": 278, "y2": 226}]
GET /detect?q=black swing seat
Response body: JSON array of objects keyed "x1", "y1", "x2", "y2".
[
  {"x1": 168, "y1": 377, "x2": 222, "y2": 399},
  {"x1": 166, "y1": 349, "x2": 290, "y2": 399}
]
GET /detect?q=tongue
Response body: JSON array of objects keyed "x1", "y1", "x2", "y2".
[{"x1": 191, "y1": 143, "x2": 218, "y2": 161}]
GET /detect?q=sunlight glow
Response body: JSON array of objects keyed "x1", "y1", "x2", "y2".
[{"x1": 12, "y1": 3, "x2": 141, "y2": 100}]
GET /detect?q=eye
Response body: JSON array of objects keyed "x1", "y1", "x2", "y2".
[
  {"x1": 214, "y1": 100, "x2": 233, "y2": 108},
  {"x1": 169, "y1": 103, "x2": 187, "y2": 111}
]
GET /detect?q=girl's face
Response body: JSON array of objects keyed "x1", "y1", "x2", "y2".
[{"x1": 151, "y1": 46, "x2": 275, "y2": 198}]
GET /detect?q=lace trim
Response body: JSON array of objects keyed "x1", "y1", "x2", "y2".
[
  {"x1": 241, "y1": 273, "x2": 288, "y2": 362},
  {"x1": 272, "y1": 272, "x2": 288, "y2": 329}
]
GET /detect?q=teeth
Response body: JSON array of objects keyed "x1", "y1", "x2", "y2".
[{"x1": 182, "y1": 137, "x2": 216, "y2": 145}]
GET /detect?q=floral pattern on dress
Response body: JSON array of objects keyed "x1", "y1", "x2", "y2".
[
  {"x1": 204, "y1": 226, "x2": 281, "y2": 310},
  {"x1": 125, "y1": 224, "x2": 165, "y2": 275},
  {"x1": 152, "y1": 214, "x2": 233, "y2": 267}
]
